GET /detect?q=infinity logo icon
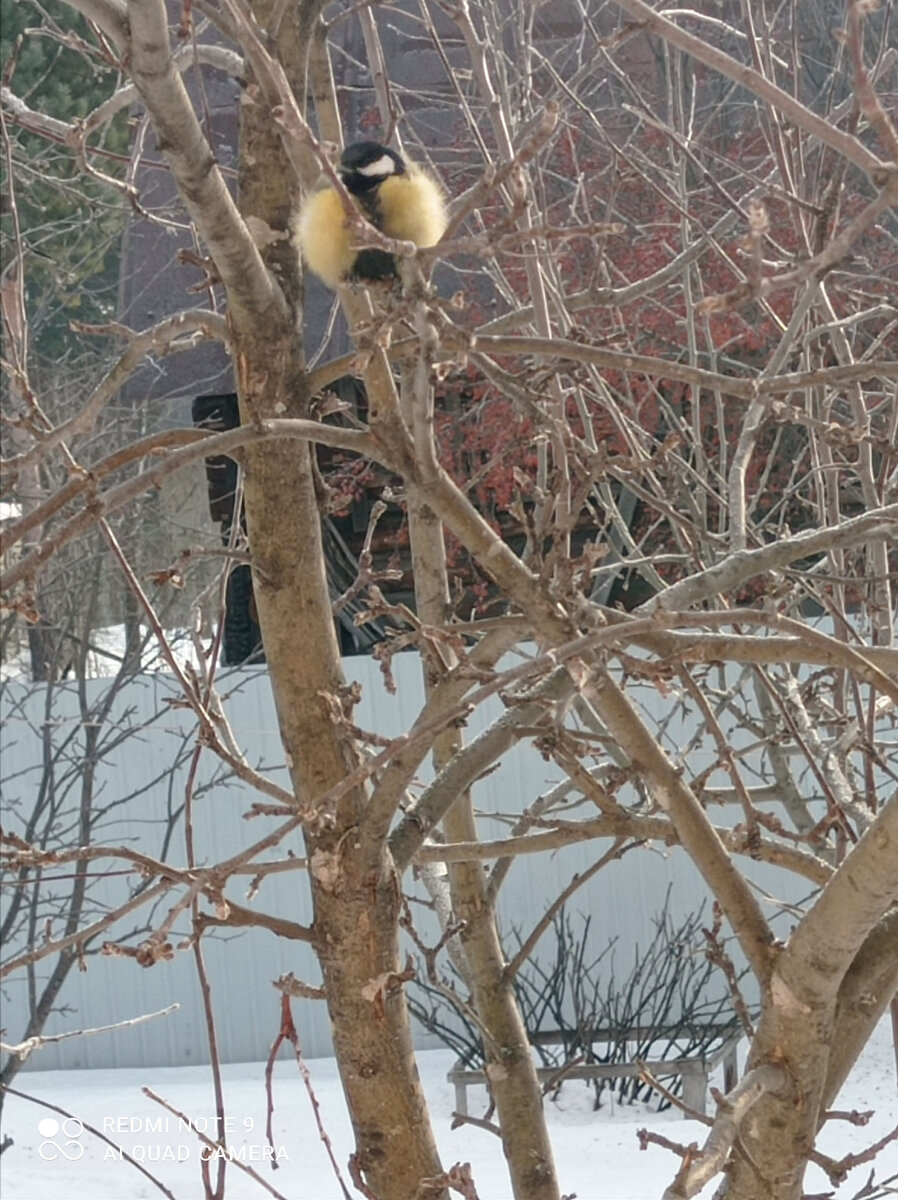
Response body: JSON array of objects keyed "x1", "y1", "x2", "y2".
[{"x1": 38, "y1": 1117, "x2": 84, "y2": 1160}]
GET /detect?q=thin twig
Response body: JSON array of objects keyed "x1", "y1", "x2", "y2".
[
  {"x1": 0, "y1": 1005, "x2": 179, "y2": 1062},
  {"x1": 142, "y1": 1087, "x2": 290, "y2": 1200}
]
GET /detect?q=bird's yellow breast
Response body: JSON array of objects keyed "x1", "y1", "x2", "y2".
[
  {"x1": 293, "y1": 186, "x2": 356, "y2": 290},
  {"x1": 293, "y1": 162, "x2": 447, "y2": 289},
  {"x1": 377, "y1": 167, "x2": 447, "y2": 248}
]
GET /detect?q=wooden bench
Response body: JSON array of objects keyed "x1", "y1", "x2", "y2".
[{"x1": 447, "y1": 1025, "x2": 742, "y2": 1118}]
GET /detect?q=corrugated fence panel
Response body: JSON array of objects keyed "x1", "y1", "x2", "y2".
[{"x1": 1, "y1": 655, "x2": 813, "y2": 1072}]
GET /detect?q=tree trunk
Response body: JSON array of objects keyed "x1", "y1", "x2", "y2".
[
  {"x1": 721, "y1": 910, "x2": 898, "y2": 1199},
  {"x1": 236, "y1": 357, "x2": 443, "y2": 1196},
  {"x1": 231, "y1": 14, "x2": 444, "y2": 1191},
  {"x1": 722, "y1": 1005, "x2": 829, "y2": 1199}
]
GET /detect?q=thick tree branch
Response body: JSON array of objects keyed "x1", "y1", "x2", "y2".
[
  {"x1": 217, "y1": 0, "x2": 318, "y2": 189},
  {"x1": 617, "y1": 630, "x2": 898, "y2": 692},
  {"x1": 633, "y1": 611, "x2": 898, "y2": 706},
  {"x1": 783, "y1": 795, "x2": 898, "y2": 1004},
  {"x1": 123, "y1": 0, "x2": 284, "y2": 328},
  {"x1": 662, "y1": 1064, "x2": 788, "y2": 1199},
  {"x1": 389, "y1": 667, "x2": 574, "y2": 871},
  {"x1": 825, "y1": 910, "x2": 898, "y2": 1112},
  {"x1": 413, "y1": 814, "x2": 833, "y2": 886},
  {"x1": 586, "y1": 670, "x2": 779, "y2": 982},
  {"x1": 55, "y1": 0, "x2": 128, "y2": 50},
  {"x1": 643, "y1": 505, "x2": 898, "y2": 614}
]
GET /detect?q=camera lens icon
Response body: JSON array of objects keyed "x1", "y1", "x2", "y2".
[{"x1": 38, "y1": 1116, "x2": 84, "y2": 1160}]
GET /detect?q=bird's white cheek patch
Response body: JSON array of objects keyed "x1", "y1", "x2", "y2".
[{"x1": 358, "y1": 155, "x2": 396, "y2": 178}]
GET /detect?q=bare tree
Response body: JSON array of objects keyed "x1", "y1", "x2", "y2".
[
  {"x1": 1, "y1": 2, "x2": 896, "y2": 1199},
  {"x1": 0, "y1": 552, "x2": 232, "y2": 1110}
]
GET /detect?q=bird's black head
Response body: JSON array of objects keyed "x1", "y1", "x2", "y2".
[{"x1": 339, "y1": 142, "x2": 406, "y2": 195}]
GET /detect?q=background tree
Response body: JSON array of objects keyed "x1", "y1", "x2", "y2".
[
  {"x1": 1, "y1": 2, "x2": 896, "y2": 1199},
  {"x1": 0, "y1": 593, "x2": 216, "y2": 1110}
]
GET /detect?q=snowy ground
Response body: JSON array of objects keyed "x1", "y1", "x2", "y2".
[{"x1": 2, "y1": 1016, "x2": 895, "y2": 1199}]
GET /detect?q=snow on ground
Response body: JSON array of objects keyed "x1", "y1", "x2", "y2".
[{"x1": 2, "y1": 1016, "x2": 895, "y2": 1199}]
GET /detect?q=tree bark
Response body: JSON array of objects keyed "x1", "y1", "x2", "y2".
[
  {"x1": 719, "y1": 804, "x2": 898, "y2": 1200},
  {"x1": 237, "y1": 375, "x2": 442, "y2": 1197},
  {"x1": 826, "y1": 911, "x2": 898, "y2": 1111}
]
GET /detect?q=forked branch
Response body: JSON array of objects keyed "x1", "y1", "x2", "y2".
[{"x1": 658, "y1": 1064, "x2": 788, "y2": 1198}]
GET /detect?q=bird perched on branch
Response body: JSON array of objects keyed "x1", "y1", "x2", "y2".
[{"x1": 294, "y1": 141, "x2": 447, "y2": 289}]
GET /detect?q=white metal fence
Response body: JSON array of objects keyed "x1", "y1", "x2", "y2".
[{"x1": 1, "y1": 652, "x2": 812, "y2": 1072}]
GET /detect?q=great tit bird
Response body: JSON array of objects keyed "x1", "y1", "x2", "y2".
[{"x1": 294, "y1": 141, "x2": 447, "y2": 289}]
